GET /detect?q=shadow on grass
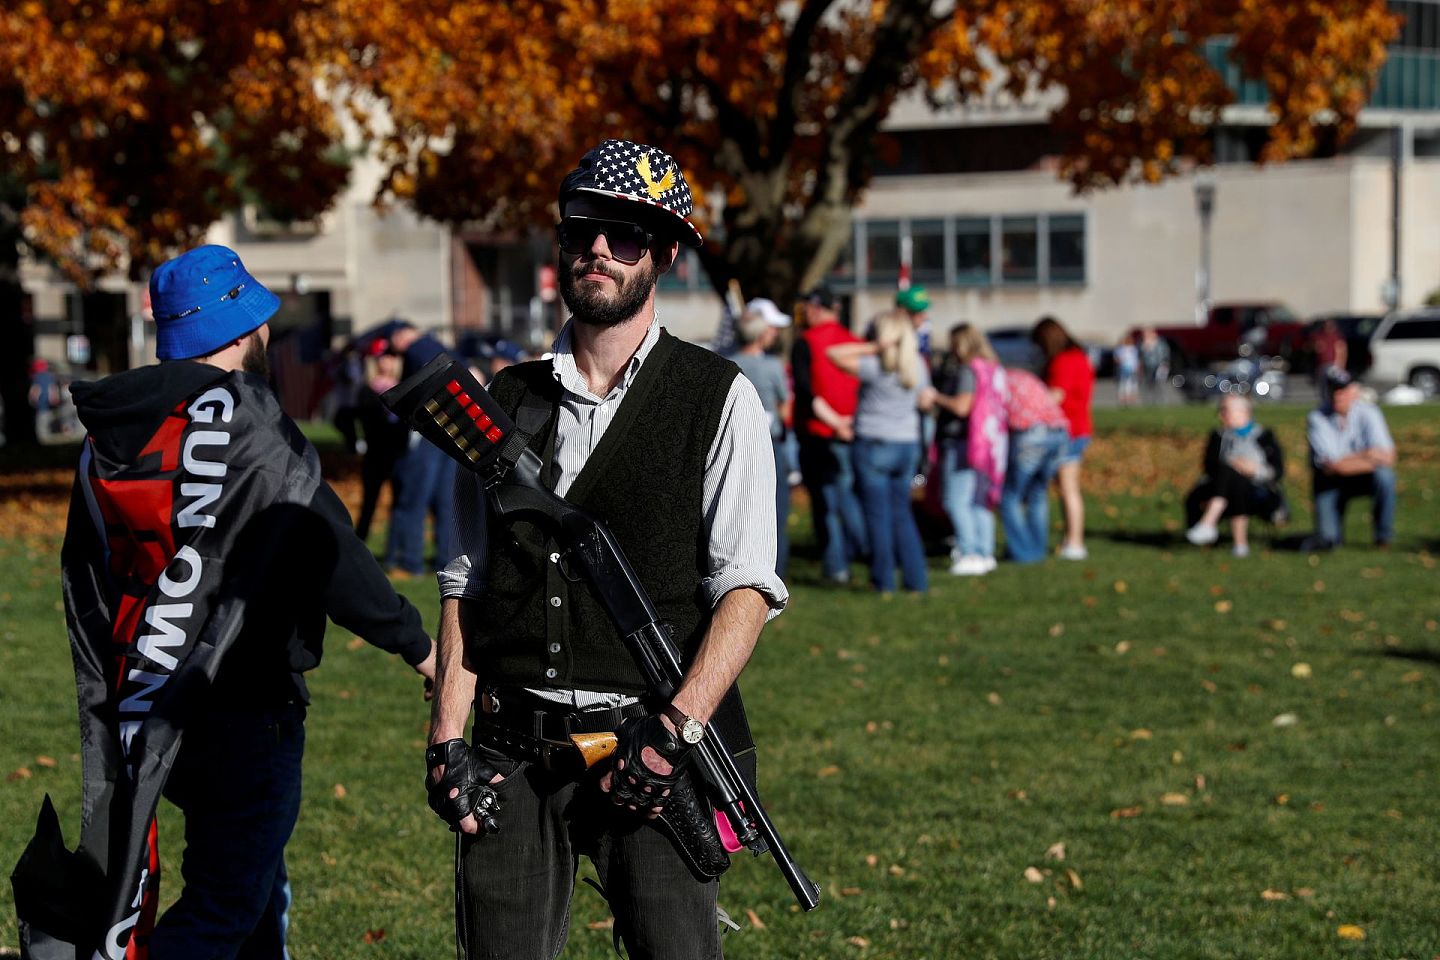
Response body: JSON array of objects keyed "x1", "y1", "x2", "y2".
[
  {"x1": 1371, "y1": 648, "x2": 1440, "y2": 670},
  {"x1": 1093, "y1": 530, "x2": 1184, "y2": 548}
]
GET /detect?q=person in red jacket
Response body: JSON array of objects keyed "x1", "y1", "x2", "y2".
[
  {"x1": 791, "y1": 287, "x2": 869, "y2": 582},
  {"x1": 1032, "y1": 316, "x2": 1094, "y2": 561}
]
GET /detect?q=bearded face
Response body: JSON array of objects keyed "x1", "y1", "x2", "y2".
[
  {"x1": 241, "y1": 330, "x2": 270, "y2": 379},
  {"x1": 558, "y1": 249, "x2": 661, "y2": 328}
]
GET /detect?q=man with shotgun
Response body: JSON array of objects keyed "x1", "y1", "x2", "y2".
[{"x1": 423, "y1": 139, "x2": 790, "y2": 958}]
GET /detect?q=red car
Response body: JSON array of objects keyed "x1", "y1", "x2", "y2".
[{"x1": 1134, "y1": 302, "x2": 1309, "y2": 371}]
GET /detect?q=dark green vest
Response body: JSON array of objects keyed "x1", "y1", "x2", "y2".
[{"x1": 472, "y1": 331, "x2": 741, "y2": 697}]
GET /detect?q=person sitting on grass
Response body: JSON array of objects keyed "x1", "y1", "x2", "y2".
[
  {"x1": 1303, "y1": 368, "x2": 1397, "y2": 551},
  {"x1": 1184, "y1": 394, "x2": 1287, "y2": 557}
]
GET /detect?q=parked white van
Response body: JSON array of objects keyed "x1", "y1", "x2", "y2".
[{"x1": 1369, "y1": 308, "x2": 1440, "y2": 398}]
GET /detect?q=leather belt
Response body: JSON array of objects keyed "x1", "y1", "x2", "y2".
[{"x1": 480, "y1": 687, "x2": 649, "y2": 740}]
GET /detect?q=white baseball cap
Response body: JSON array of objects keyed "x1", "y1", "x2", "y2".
[{"x1": 746, "y1": 297, "x2": 791, "y2": 329}]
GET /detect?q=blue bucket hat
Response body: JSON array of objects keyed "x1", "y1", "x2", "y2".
[{"x1": 151, "y1": 245, "x2": 281, "y2": 360}]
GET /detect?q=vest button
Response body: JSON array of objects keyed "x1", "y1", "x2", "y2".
[
  {"x1": 549, "y1": 552, "x2": 561, "y2": 563},
  {"x1": 549, "y1": 596, "x2": 562, "y2": 607},
  {"x1": 545, "y1": 667, "x2": 558, "y2": 679},
  {"x1": 549, "y1": 642, "x2": 561, "y2": 654}
]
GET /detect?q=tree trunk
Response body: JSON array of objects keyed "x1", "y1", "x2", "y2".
[{"x1": 0, "y1": 223, "x2": 37, "y2": 448}]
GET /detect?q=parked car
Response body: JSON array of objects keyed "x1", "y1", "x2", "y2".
[
  {"x1": 1368, "y1": 308, "x2": 1440, "y2": 398},
  {"x1": 1131, "y1": 302, "x2": 1309, "y2": 372},
  {"x1": 1301, "y1": 313, "x2": 1384, "y2": 376},
  {"x1": 1176, "y1": 356, "x2": 1287, "y2": 404}
]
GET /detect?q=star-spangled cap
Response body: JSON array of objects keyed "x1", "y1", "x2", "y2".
[{"x1": 559, "y1": 139, "x2": 703, "y2": 248}]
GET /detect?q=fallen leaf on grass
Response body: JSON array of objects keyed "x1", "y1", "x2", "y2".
[
  {"x1": 1263, "y1": 618, "x2": 1288, "y2": 631},
  {"x1": 1384, "y1": 809, "x2": 1403, "y2": 820},
  {"x1": 8, "y1": 767, "x2": 32, "y2": 781},
  {"x1": 1274, "y1": 793, "x2": 1290, "y2": 806},
  {"x1": 1272, "y1": 713, "x2": 1299, "y2": 728},
  {"x1": 1065, "y1": 869, "x2": 1083, "y2": 890},
  {"x1": 1291, "y1": 663, "x2": 1313, "y2": 679},
  {"x1": 746, "y1": 909, "x2": 765, "y2": 929},
  {"x1": 1214, "y1": 600, "x2": 1233, "y2": 614},
  {"x1": 986, "y1": 692, "x2": 1003, "y2": 706},
  {"x1": 1044, "y1": 842, "x2": 1067, "y2": 861},
  {"x1": 1023, "y1": 866, "x2": 1045, "y2": 883},
  {"x1": 361, "y1": 929, "x2": 386, "y2": 944},
  {"x1": 865, "y1": 721, "x2": 879, "y2": 733},
  {"x1": 839, "y1": 887, "x2": 863, "y2": 897},
  {"x1": 1113, "y1": 580, "x2": 1127, "y2": 594},
  {"x1": 1401, "y1": 671, "x2": 1423, "y2": 684},
  {"x1": 1335, "y1": 925, "x2": 1365, "y2": 941},
  {"x1": 816, "y1": 765, "x2": 841, "y2": 778},
  {"x1": 1048, "y1": 623, "x2": 1065, "y2": 637},
  {"x1": 1260, "y1": 889, "x2": 1290, "y2": 901},
  {"x1": 333, "y1": 783, "x2": 348, "y2": 799},
  {"x1": 1313, "y1": 580, "x2": 1326, "y2": 593},
  {"x1": 1129, "y1": 728, "x2": 1153, "y2": 740},
  {"x1": 1201, "y1": 680, "x2": 1218, "y2": 693},
  {"x1": 888, "y1": 918, "x2": 909, "y2": 930},
  {"x1": 1114, "y1": 640, "x2": 1131, "y2": 654},
  {"x1": 321, "y1": 852, "x2": 337, "y2": 866},
  {"x1": 846, "y1": 936, "x2": 871, "y2": 949},
  {"x1": 346, "y1": 636, "x2": 365, "y2": 651},
  {"x1": 35, "y1": 755, "x2": 57, "y2": 768},
  {"x1": 865, "y1": 854, "x2": 879, "y2": 867},
  {"x1": 1295, "y1": 887, "x2": 1316, "y2": 898},
  {"x1": 888, "y1": 864, "x2": 905, "y2": 876},
  {"x1": 1110, "y1": 805, "x2": 1143, "y2": 819},
  {"x1": 1159, "y1": 793, "x2": 1189, "y2": 806},
  {"x1": 587, "y1": 919, "x2": 615, "y2": 931}
]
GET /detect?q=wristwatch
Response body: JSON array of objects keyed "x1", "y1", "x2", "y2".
[{"x1": 662, "y1": 703, "x2": 706, "y2": 746}]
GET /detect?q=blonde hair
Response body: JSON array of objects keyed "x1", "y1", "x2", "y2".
[
  {"x1": 949, "y1": 323, "x2": 997, "y2": 364},
  {"x1": 873, "y1": 310, "x2": 921, "y2": 389}
]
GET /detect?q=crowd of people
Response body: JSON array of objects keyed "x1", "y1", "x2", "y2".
[{"x1": 731, "y1": 291, "x2": 1099, "y2": 593}]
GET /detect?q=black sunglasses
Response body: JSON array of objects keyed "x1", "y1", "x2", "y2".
[{"x1": 557, "y1": 217, "x2": 653, "y2": 264}]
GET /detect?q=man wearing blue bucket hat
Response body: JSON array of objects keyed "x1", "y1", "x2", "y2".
[{"x1": 21, "y1": 245, "x2": 435, "y2": 959}]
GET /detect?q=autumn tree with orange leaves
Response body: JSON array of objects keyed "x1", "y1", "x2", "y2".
[
  {"x1": 328, "y1": 0, "x2": 1398, "y2": 307},
  {"x1": 0, "y1": 1, "x2": 349, "y2": 444}
]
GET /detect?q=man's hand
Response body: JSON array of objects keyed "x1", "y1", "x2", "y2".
[
  {"x1": 425, "y1": 739, "x2": 503, "y2": 834},
  {"x1": 599, "y1": 714, "x2": 689, "y2": 819},
  {"x1": 414, "y1": 639, "x2": 438, "y2": 701},
  {"x1": 1227, "y1": 456, "x2": 1259, "y2": 478}
]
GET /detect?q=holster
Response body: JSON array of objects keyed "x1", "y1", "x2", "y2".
[{"x1": 655, "y1": 772, "x2": 731, "y2": 882}]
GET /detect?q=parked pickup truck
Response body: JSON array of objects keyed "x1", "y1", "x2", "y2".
[{"x1": 1134, "y1": 302, "x2": 1310, "y2": 370}]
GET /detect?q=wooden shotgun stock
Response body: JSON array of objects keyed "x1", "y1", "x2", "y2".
[{"x1": 569, "y1": 731, "x2": 618, "y2": 769}]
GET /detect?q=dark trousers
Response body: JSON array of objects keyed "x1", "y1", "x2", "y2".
[
  {"x1": 798, "y1": 436, "x2": 869, "y2": 579},
  {"x1": 151, "y1": 703, "x2": 306, "y2": 960},
  {"x1": 355, "y1": 448, "x2": 401, "y2": 541},
  {"x1": 1184, "y1": 464, "x2": 1279, "y2": 527},
  {"x1": 387, "y1": 438, "x2": 457, "y2": 573},
  {"x1": 457, "y1": 746, "x2": 721, "y2": 960},
  {"x1": 1313, "y1": 467, "x2": 1396, "y2": 545}
]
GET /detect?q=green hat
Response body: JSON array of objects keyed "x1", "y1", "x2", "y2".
[{"x1": 895, "y1": 286, "x2": 930, "y2": 313}]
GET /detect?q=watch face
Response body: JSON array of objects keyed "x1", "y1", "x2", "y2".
[{"x1": 680, "y1": 719, "x2": 705, "y2": 745}]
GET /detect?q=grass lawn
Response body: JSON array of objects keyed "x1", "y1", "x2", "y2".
[{"x1": 1, "y1": 402, "x2": 1437, "y2": 958}]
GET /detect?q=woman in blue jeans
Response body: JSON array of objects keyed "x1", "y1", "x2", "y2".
[
  {"x1": 829, "y1": 311, "x2": 935, "y2": 594},
  {"x1": 999, "y1": 368, "x2": 1071, "y2": 563}
]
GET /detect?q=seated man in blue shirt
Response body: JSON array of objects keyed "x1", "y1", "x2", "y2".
[{"x1": 1305, "y1": 369, "x2": 1397, "y2": 549}]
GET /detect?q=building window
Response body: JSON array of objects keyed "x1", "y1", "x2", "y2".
[
  {"x1": 1048, "y1": 215, "x2": 1086, "y2": 284},
  {"x1": 865, "y1": 220, "x2": 902, "y2": 286},
  {"x1": 1001, "y1": 217, "x2": 1039, "y2": 284},
  {"x1": 950, "y1": 218, "x2": 991, "y2": 285},
  {"x1": 849, "y1": 212, "x2": 1086, "y2": 289},
  {"x1": 910, "y1": 219, "x2": 947, "y2": 285}
]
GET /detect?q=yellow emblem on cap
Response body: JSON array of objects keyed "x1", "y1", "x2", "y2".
[{"x1": 636, "y1": 154, "x2": 675, "y2": 200}]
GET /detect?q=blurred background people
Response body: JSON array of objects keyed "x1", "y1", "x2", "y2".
[
  {"x1": 28, "y1": 358, "x2": 61, "y2": 440},
  {"x1": 1114, "y1": 333, "x2": 1140, "y2": 407},
  {"x1": 1184, "y1": 395, "x2": 1287, "y2": 557},
  {"x1": 792, "y1": 286, "x2": 868, "y2": 584},
  {"x1": 829, "y1": 310, "x2": 934, "y2": 595},
  {"x1": 1139, "y1": 327, "x2": 1170, "y2": 404},
  {"x1": 731, "y1": 297, "x2": 794, "y2": 576},
  {"x1": 1032, "y1": 315, "x2": 1094, "y2": 560},
  {"x1": 1310, "y1": 318, "x2": 1348, "y2": 405},
  {"x1": 1000, "y1": 366, "x2": 1070, "y2": 564},
  {"x1": 1305, "y1": 369, "x2": 1397, "y2": 550},
  {"x1": 932, "y1": 323, "x2": 1008, "y2": 576},
  {"x1": 353, "y1": 344, "x2": 410, "y2": 543},
  {"x1": 384, "y1": 320, "x2": 457, "y2": 575}
]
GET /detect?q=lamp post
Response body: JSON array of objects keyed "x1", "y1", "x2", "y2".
[{"x1": 1194, "y1": 170, "x2": 1217, "y2": 325}]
